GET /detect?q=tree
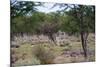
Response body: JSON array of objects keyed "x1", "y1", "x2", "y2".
[
  {"x1": 10, "y1": 0, "x2": 42, "y2": 18},
  {"x1": 11, "y1": 1, "x2": 95, "y2": 58},
  {"x1": 34, "y1": 12, "x2": 61, "y2": 45},
  {"x1": 54, "y1": 4, "x2": 95, "y2": 58},
  {"x1": 11, "y1": 0, "x2": 42, "y2": 37}
]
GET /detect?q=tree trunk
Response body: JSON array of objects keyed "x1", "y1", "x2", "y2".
[
  {"x1": 80, "y1": 32, "x2": 88, "y2": 58},
  {"x1": 48, "y1": 33, "x2": 57, "y2": 46},
  {"x1": 79, "y1": 6, "x2": 89, "y2": 58}
]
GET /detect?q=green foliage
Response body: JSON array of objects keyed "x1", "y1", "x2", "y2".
[
  {"x1": 11, "y1": 0, "x2": 42, "y2": 18},
  {"x1": 60, "y1": 15, "x2": 80, "y2": 33},
  {"x1": 60, "y1": 5, "x2": 95, "y2": 34},
  {"x1": 11, "y1": 4, "x2": 95, "y2": 34}
]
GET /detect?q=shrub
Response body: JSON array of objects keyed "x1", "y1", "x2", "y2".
[
  {"x1": 33, "y1": 44, "x2": 55, "y2": 64},
  {"x1": 11, "y1": 48, "x2": 19, "y2": 64},
  {"x1": 13, "y1": 56, "x2": 40, "y2": 66},
  {"x1": 11, "y1": 44, "x2": 41, "y2": 67}
]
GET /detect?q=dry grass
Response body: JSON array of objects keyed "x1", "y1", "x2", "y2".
[
  {"x1": 11, "y1": 33, "x2": 95, "y2": 66},
  {"x1": 11, "y1": 44, "x2": 40, "y2": 67}
]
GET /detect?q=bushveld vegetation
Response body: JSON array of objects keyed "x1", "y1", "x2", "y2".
[{"x1": 11, "y1": 0, "x2": 95, "y2": 67}]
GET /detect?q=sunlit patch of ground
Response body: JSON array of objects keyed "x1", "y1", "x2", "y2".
[
  {"x1": 11, "y1": 33, "x2": 95, "y2": 66},
  {"x1": 53, "y1": 33, "x2": 95, "y2": 63}
]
